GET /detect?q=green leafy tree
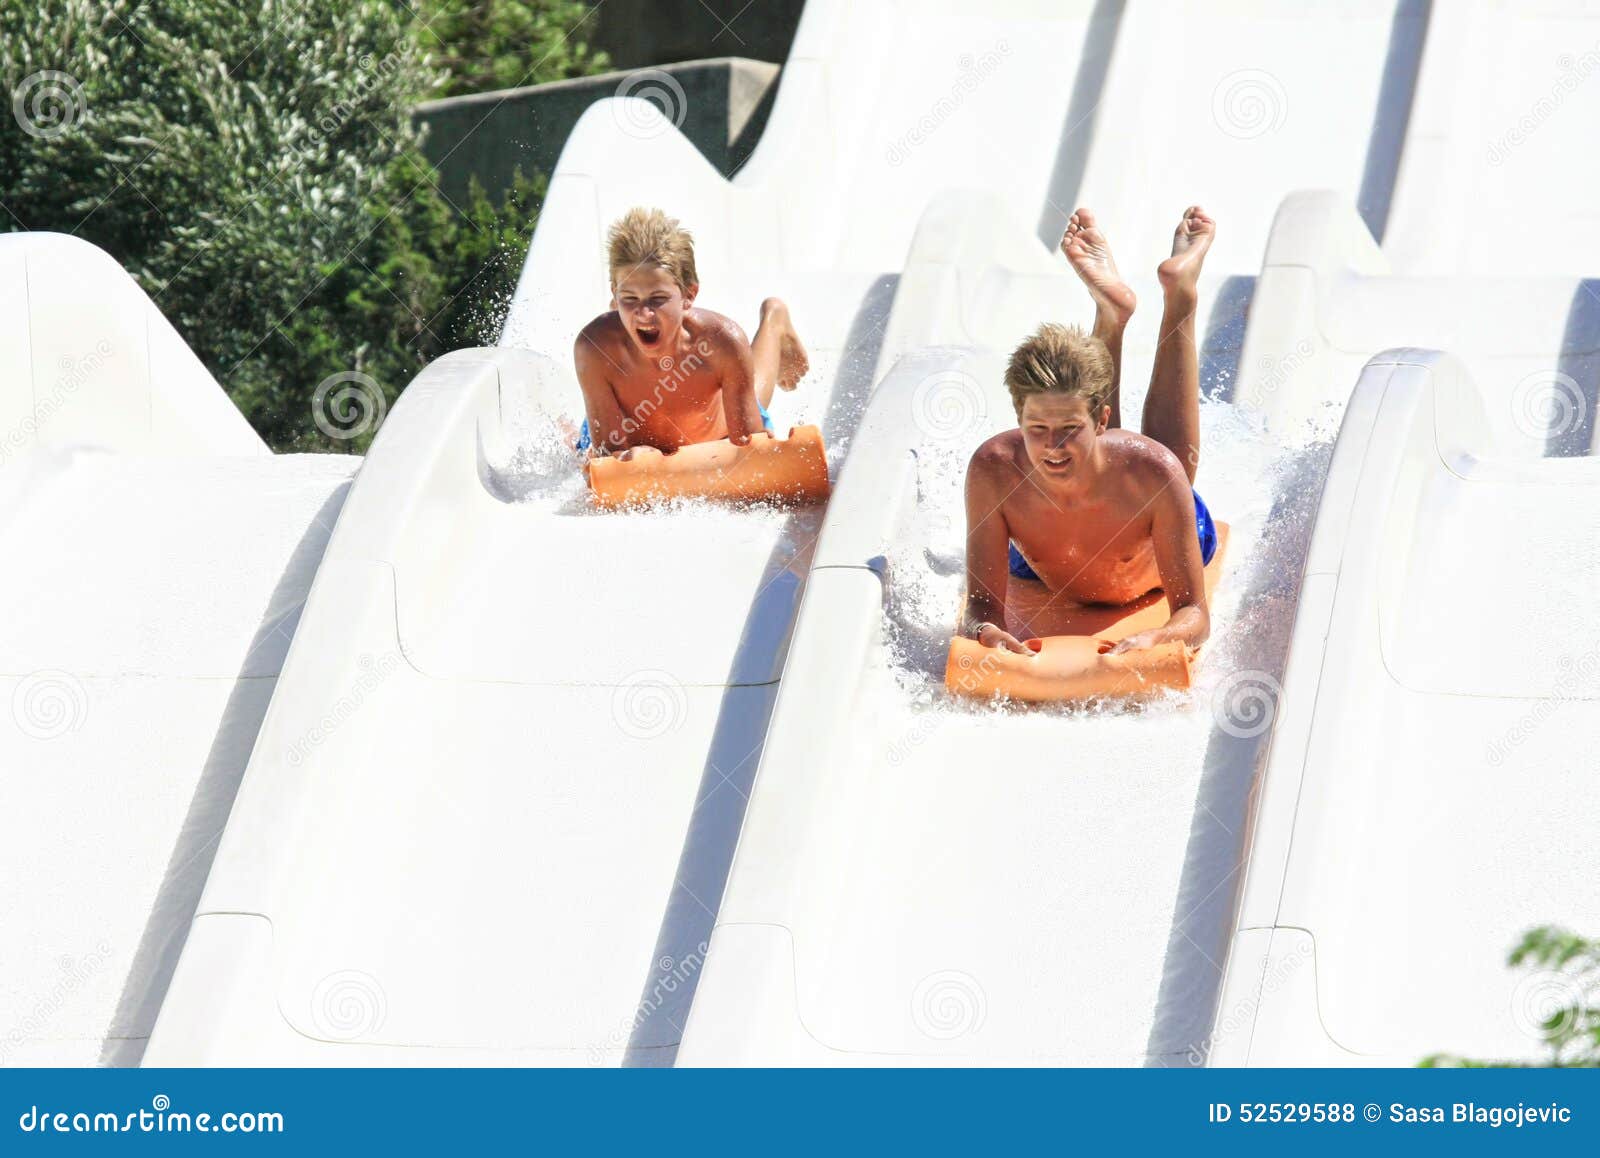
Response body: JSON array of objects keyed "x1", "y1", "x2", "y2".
[
  {"x1": 1423, "y1": 926, "x2": 1600, "y2": 1068},
  {"x1": 2, "y1": 0, "x2": 604, "y2": 450},
  {"x1": 418, "y1": 0, "x2": 609, "y2": 97}
]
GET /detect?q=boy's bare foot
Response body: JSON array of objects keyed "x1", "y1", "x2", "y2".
[
  {"x1": 1060, "y1": 207, "x2": 1136, "y2": 329},
  {"x1": 761, "y1": 297, "x2": 810, "y2": 390},
  {"x1": 1156, "y1": 205, "x2": 1216, "y2": 296}
]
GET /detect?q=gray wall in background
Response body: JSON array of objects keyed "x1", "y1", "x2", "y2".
[
  {"x1": 589, "y1": 0, "x2": 806, "y2": 68},
  {"x1": 414, "y1": 57, "x2": 782, "y2": 207}
]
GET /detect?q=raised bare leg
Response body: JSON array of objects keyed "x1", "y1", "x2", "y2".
[
  {"x1": 1144, "y1": 205, "x2": 1215, "y2": 484},
  {"x1": 750, "y1": 297, "x2": 809, "y2": 408},
  {"x1": 1060, "y1": 207, "x2": 1136, "y2": 428}
]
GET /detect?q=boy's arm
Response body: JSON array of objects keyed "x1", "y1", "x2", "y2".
[
  {"x1": 713, "y1": 324, "x2": 765, "y2": 445},
  {"x1": 573, "y1": 331, "x2": 632, "y2": 456},
  {"x1": 963, "y1": 449, "x2": 1031, "y2": 653},
  {"x1": 1108, "y1": 467, "x2": 1210, "y2": 653}
]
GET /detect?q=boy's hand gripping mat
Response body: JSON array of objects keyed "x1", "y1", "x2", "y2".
[{"x1": 946, "y1": 523, "x2": 1230, "y2": 703}]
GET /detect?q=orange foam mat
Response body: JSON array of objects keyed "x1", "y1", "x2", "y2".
[
  {"x1": 587, "y1": 425, "x2": 831, "y2": 508},
  {"x1": 946, "y1": 522, "x2": 1230, "y2": 703}
]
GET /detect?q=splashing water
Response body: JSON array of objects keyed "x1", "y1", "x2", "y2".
[{"x1": 881, "y1": 395, "x2": 1335, "y2": 720}]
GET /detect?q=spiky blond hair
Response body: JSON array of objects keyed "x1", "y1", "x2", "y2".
[
  {"x1": 1004, "y1": 322, "x2": 1113, "y2": 418},
  {"x1": 607, "y1": 207, "x2": 698, "y2": 290}
]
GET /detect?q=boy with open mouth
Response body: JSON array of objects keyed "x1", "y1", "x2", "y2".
[
  {"x1": 574, "y1": 207, "x2": 808, "y2": 458},
  {"x1": 963, "y1": 205, "x2": 1218, "y2": 657}
]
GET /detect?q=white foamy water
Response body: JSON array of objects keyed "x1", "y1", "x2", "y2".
[{"x1": 490, "y1": 353, "x2": 844, "y2": 552}]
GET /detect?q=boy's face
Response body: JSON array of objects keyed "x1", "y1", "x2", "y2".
[
  {"x1": 612, "y1": 265, "x2": 696, "y2": 355},
  {"x1": 1018, "y1": 393, "x2": 1107, "y2": 482}
]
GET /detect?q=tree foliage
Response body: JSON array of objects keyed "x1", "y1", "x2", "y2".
[
  {"x1": 1, "y1": 0, "x2": 602, "y2": 449},
  {"x1": 1422, "y1": 926, "x2": 1600, "y2": 1068},
  {"x1": 418, "y1": 0, "x2": 609, "y2": 97}
]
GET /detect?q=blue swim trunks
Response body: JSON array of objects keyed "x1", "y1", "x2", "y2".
[
  {"x1": 576, "y1": 401, "x2": 773, "y2": 453},
  {"x1": 1008, "y1": 489, "x2": 1218, "y2": 580}
]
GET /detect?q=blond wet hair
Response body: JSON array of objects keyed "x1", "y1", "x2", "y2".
[
  {"x1": 1004, "y1": 322, "x2": 1113, "y2": 418},
  {"x1": 607, "y1": 207, "x2": 698, "y2": 291}
]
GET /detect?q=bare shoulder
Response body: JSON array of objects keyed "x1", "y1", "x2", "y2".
[
  {"x1": 574, "y1": 312, "x2": 626, "y2": 364},
  {"x1": 1106, "y1": 429, "x2": 1190, "y2": 499},
  {"x1": 685, "y1": 307, "x2": 749, "y2": 355},
  {"x1": 967, "y1": 429, "x2": 1025, "y2": 491}
]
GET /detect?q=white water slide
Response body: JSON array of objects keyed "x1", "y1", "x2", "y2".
[
  {"x1": 0, "y1": 233, "x2": 358, "y2": 1064},
  {"x1": 142, "y1": 0, "x2": 1136, "y2": 1064},
  {"x1": 1208, "y1": 0, "x2": 1600, "y2": 1065},
  {"x1": 6, "y1": 0, "x2": 1595, "y2": 1068},
  {"x1": 679, "y1": 0, "x2": 1600, "y2": 1064}
]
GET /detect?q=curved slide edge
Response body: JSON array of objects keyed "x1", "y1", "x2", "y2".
[
  {"x1": 677, "y1": 351, "x2": 956, "y2": 1066},
  {"x1": 1231, "y1": 191, "x2": 1388, "y2": 433},
  {"x1": 143, "y1": 348, "x2": 553, "y2": 1063},
  {"x1": 873, "y1": 189, "x2": 1072, "y2": 372},
  {"x1": 1229, "y1": 190, "x2": 1600, "y2": 459},
  {"x1": 1210, "y1": 347, "x2": 1446, "y2": 1065},
  {"x1": 1382, "y1": 0, "x2": 1600, "y2": 276},
  {"x1": 500, "y1": 0, "x2": 891, "y2": 355},
  {"x1": 146, "y1": 346, "x2": 556, "y2": 920},
  {"x1": 678, "y1": 187, "x2": 1286, "y2": 1065},
  {"x1": 803, "y1": 188, "x2": 1081, "y2": 572},
  {"x1": 0, "y1": 232, "x2": 266, "y2": 460},
  {"x1": 146, "y1": 344, "x2": 807, "y2": 1065},
  {"x1": 1207, "y1": 347, "x2": 1591, "y2": 1066}
]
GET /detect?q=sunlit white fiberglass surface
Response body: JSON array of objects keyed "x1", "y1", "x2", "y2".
[{"x1": 11, "y1": 0, "x2": 1600, "y2": 1069}]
